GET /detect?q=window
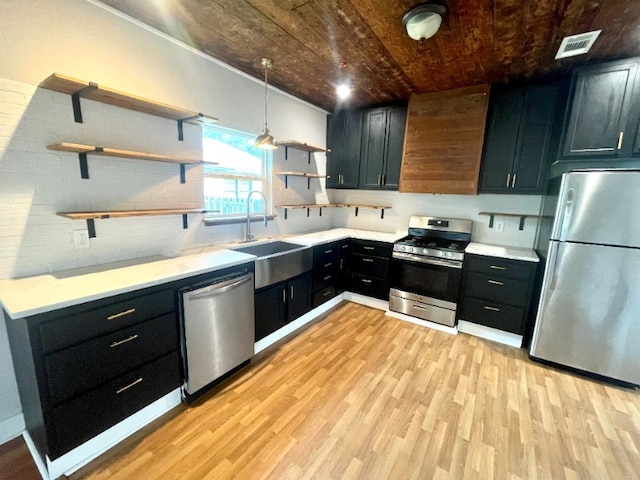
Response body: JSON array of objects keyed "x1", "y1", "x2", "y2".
[{"x1": 203, "y1": 125, "x2": 271, "y2": 217}]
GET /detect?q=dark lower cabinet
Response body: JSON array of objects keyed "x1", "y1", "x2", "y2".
[
  {"x1": 457, "y1": 254, "x2": 538, "y2": 339},
  {"x1": 312, "y1": 241, "x2": 340, "y2": 307},
  {"x1": 254, "y1": 272, "x2": 312, "y2": 341},
  {"x1": 343, "y1": 239, "x2": 392, "y2": 300},
  {"x1": 5, "y1": 285, "x2": 181, "y2": 460}
]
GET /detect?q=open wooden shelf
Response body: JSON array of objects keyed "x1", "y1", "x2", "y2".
[
  {"x1": 277, "y1": 140, "x2": 327, "y2": 163},
  {"x1": 276, "y1": 171, "x2": 328, "y2": 189},
  {"x1": 39, "y1": 73, "x2": 218, "y2": 140},
  {"x1": 57, "y1": 209, "x2": 217, "y2": 237},
  {"x1": 275, "y1": 203, "x2": 391, "y2": 219},
  {"x1": 47, "y1": 142, "x2": 208, "y2": 182},
  {"x1": 478, "y1": 211, "x2": 548, "y2": 230}
]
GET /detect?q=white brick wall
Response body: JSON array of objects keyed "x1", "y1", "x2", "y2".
[{"x1": 0, "y1": 77, "x2": 332, "y2": 279}]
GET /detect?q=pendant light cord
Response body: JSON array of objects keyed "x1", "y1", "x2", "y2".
[{"x1": 263, "y1": 63, "x2": 269, "y2": 132}]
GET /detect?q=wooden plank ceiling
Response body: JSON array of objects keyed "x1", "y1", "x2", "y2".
[{"x1": 99, "y1": 0, "x2": 640, "y2": 111}]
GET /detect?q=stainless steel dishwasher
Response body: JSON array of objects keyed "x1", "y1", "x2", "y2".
[{"x1": 179, "y1": 268, "x2": 254, "y2": 399}]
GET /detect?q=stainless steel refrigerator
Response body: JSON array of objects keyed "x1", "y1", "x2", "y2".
[{"x1": 530, "y1": 169, "x2": 640, "y2": 385}]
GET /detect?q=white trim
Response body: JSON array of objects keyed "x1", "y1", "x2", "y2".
[
  {"x1": 457, "y1": 320, "x2": 523, "y2": 348},
  {"x1": 24, "y1": 389, "x2": 181, "y2": 480},
  {"x1": 385, "y1": 309, "x2": 458, "y2": 335},
  {"x1": 0, "y1": 413, "x2": 25, "y2": 445},
  {"x1": 84, "y1": 0, "x2": 328, "y2": 114},
  {"x1": 342, "y1": 292, "x2": 389, "y2": 311},
  {"x1": 254, "y1": 294, "x2": 344, "y2": 354}
]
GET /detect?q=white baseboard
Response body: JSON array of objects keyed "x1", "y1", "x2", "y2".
[
  {"x1": 385, "y1": 309, "x2": 458, "y2": 335},
  {"x1": 254, "y1": 294, "x2": 344, "y2": 354},
  {"x1": 0, "y1": 413, "x2": 25, "y2": 445},
  {"x1": 343, "y1": 292, "x2": 389, "y2": 311},
  {"x1": 24, "y1": 389, "x2": 182, "y2": 480},
  {"x1": 457, "y1": 320, "x2": 523, "y2": 348}
]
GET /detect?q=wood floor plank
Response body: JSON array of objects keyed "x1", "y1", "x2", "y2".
[{"x1": 3, "y1": 301, "x2": 640, "y2": 479}]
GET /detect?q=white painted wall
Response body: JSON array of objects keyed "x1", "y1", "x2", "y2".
[
  {"x1": 0, "y1": 0, "x2": 330, "y2": 442},
  {"x1": 331, "y1": 190, "x2": 542, "y2": 248}
]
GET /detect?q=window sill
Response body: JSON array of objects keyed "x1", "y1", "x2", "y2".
[{"x1": 202, "y1": 215, "x2": 277, "y2": 227}]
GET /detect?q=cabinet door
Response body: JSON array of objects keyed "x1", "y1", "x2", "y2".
[
  {"x1": 479, "y1": 88, "x2": 523, "y2": 192},
  {"x1": 382, "y1": 106, "x2": 406, "y2": 190},
  {"x1": 511, "y1": 83, "x2": 560, "y2": 193},
  {"x1": 359, "y1": 108, "x2": 387, "y2": 189},
  {"x1": 287, "y1": 273, "x2": 312, "y2": 322},
  {"x1": 562, "y1": 60, "x2": 637, "y2": 157},
  {"x1": 326, "y1": 111, "x2": 362, "y2": 189},
  {"x1": 254, "y1": 283, "x2": 287, "y2": 341}
]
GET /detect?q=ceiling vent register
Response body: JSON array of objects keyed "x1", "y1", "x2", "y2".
[{"x1": 555, "y1": 30, "x2": 602, "y2": 59}]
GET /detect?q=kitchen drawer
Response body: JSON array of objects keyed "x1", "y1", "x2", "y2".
[
  {"x1": 460, "y1": 297, "x2": 526, "y2": 334},
  {"x1": 45, "y1": 313, "x2": 178, "y2": 405},
  {"x1": 39, "y1": 289, "x2": 175, "y2": 354},
  {"x1": 50, "y1": 351, "x2": 181, "y2": 459},
  {"x1": 349, "y1": 254, "x2": 389, "y2": 278},
  {"x1": 466, "y1": 255, "x2": 534, "y2": 280},
  {"x1": 313, "y1": 285, "x2": 336, "y2": 307},
  {"x1": 465, "y1": 272, "x2": 530, "y2": 306},
  {"x1": 348, "y1": 274, "x2": 389, "y2": 300},
  {"x1": 314, "y1": 268, "x2": 337, "y2": 291},
  {"x1": 349, "y1": 239, "x2": 392, "y2": 258},
  {"x1": 313, "y1": 241, "x2": 339, "y2": 264}
]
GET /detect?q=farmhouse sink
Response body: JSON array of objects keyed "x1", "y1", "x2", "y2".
[{"x1": 231, "y1": 240, "x2": 312, "y2": 289}]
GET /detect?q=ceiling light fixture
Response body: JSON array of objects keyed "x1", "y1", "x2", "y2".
[
  {"x1": 336, "y1": 84, "x2": 351, "y2": 100},
  {"x1": 402, "y1": 3, "x2": 446, "y2": 41},
  {"x1": 255, "y1": 57, "x2": 277, "y2": 149}
]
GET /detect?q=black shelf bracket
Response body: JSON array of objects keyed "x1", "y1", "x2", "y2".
[
  {"x1": 177, "y1": 119, "x2": 185, "y2": 141},
  {"x1": 319, "y1": 207, "x2": 322, "y2": 217},
  {"x1": 284, "y1": 146, "x2": 289, "y2": 160},
  {"x1": 70, "y1": 83, "x2": 98, "y2": 123},
  {"x1": 180, "y1": 164, "x2": 186, "y2": 184},
  {"x1": 307, "y1": 177, "x2": 311, "y2": 189},
  {"x1": 86, "y1": 219, "x2": 96, "y2": 238},
  {"x1": 307, "y1": 151, "x2": 311, "y2": 164},
  {"x1": 284, "y1": 176, "x2": 289, "y2": 189},
  {"x1": 488, "y1": 214, "x2": 495, "y2": 228},
  {"x1": 306, "y1": 208, "x2": 310, "y2": 217},
  {"x1": 284, "y1": 208, "x2": 288, "y2": 220},
  {"x1": 355, "y1": 207, "x2": 360, "y2": 217},
  {"x1": 182, "y1": 214, "x2": 189, "y2": 229},
  {"x1": 380, "y1": 209, "x2": 385, "y2": 219},
  {"x1": 79, "y1": 153, "x2": 89, "y2": 179},
  {"x1": 519, "y1": 216, "x2": 526, "y2": 230}
]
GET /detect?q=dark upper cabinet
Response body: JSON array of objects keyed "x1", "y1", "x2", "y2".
[
  {"x1": 326, "y1": 111, "x2": 363, "y2": 189},
  {"x1": 559, "y1": 59, "x2": 639, "y2": 159},
  {"x1": 359, "y1": 105, "x2": 407, "y2": 190},
  {"x1": 479, "y1": 82, "x2": 561, "y2": 194}
]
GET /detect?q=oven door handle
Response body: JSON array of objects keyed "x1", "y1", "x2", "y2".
[{"x1": 392, "y1": 252, "x2": 463, "y2": 269}]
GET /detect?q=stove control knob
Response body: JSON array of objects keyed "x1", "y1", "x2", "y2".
[{"x1": 408, "y1": 247, "x2": 414, "y2": 253}]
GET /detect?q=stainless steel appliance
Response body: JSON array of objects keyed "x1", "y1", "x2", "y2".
[
  {"x1": 530, "y1": 169, "x2": 640, "y2": 386},
  {"x1": 180, "y1": 267, "x2": 255, "y2": 399},
  {"x1": 390, "y1": 216, "x2": 472, "y2": 327}
]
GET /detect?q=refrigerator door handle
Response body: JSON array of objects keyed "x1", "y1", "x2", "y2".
[
  {"x1": 557, "y1": 188, "x2": 575, "y2": 242},
  {"x1": 547, "y1": 242, "x2": 561, "y2": 291}
]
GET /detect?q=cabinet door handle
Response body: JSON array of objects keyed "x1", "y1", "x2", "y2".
[
  {"x1": 487, "y1": 280, "x2": 504, "y2": 286},
  {"x1": 361, "y1": 279, "x2": 372, "y2": 284},
  {"x1": 377, "y1": 174, "x2": 382, "y2": 186},
  {"x1": 323, "y1": 290, "x2": 332, "y2": 297},
  {"x1": 362, "y1": 258, "x2": 374, "y2": 263},
  {"x1": 282, "y1": 289, "x2": 286, "y2": 303},
  {"x1": 324, "y1": 249, "x2": 333, "y2": 254},
  {"x1": 489, "y1": 265, "x2": 506, "y2": 270},
  {"x1": 617, "y1": 131, "x2": 624, "y2": 150},
  {"x1": 506, "y1": 173, "x2": 511, "y2": 187},
  {"x1": 107, "y1": 308, "x2": 136, "y2": 321},
  {"x1": 511, "y1": 173, "x2": 517, "y2": 188},
  {"x1": 484, "y1": 306, "x2": 501, "y2": 312},
  {"x1": 382, "y1": 174, "x2": 386, "y2": 185},
  {"x1": 363, "y1": 246, "x2": 375, "y2": 251},
  {"x1": 290, "y1": 285, "x2": 294, "y2": 299},
  {"x1": 323, "y1": 275, "x2": 332, "y2": 281},
  {"x1": 339, "y1": 258, "x2": 344, "y2": 269},
  {"x1": 324, "y1": 262, "x2": 333, "y2": 268},
  {"x1": 110, "y1": 334, "x2": 139, "y2": 348},
  {"x1": 116, "y1": 377, "x2": 143, "y2": 394}
]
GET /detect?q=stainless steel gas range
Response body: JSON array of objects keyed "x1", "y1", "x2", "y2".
[{"x1": 389, "y1": 216, "x2": 472, "y2": 327}]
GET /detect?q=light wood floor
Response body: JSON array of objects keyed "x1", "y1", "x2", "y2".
[{"x1": 6, "y1": 301, "x2": 640, "y2": 479}]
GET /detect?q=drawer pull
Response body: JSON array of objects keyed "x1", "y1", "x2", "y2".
[
  {"x1": 362, "y1": 258, "x2": 374, "y2": 263},
  {"x1": 324, "y1": 262, "x2": 333, "y2": 268},
  {"x1": 107, "y1": 308, "x2": 136, "y2": 320},
  {"x1": 116, "y1": 377, "x2": 143, "y2": 394},
  {"x1": 324, "y1": 249, "x2": 333, "y2": 254},
  {"x1": 489, "y1": 265, "x2": 506, "y2": 270},
  {"x1": 484, "y1": 306, "x2": 501, "y2": 312},
  {"x1": 110, "y1": 334, "x2": 139, "y2": 348},
  {"x1": 323, "y1": 275, "x2": 332, "y2": 281},
  {"x1": 363, "y1": 246, "x2": 375, "y2": 251},
  {"x1": 361, "y1": 279, "x2": 372, "y2": 284},
  {"x1": 323, "y1": 291, "x2": 332, "y2": 297},
  {"x1": 487, "y1": 280, "x2": 504, "y2": 286}
]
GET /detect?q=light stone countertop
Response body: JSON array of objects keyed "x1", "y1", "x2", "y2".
[
  {"x1": 0, "y1": 228, "x2": 402, "y2": 320},
  {"x1": 465, "y1": 242, "x2": 540, "y2": 263}
]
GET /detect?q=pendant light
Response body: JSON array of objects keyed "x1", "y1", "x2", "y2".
[{"x1": 254, "y1": 57, "x2": 277, "y2": 149}]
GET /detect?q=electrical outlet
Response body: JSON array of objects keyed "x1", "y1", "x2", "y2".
[
  {"x1": 495, "y1": 221, "x2": 505, "y2": 232},
  {"x1": 73, "y1": 230, "x2": 90, "y2": 249}
]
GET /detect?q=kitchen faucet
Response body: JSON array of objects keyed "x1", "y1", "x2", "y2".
[{"x1": 244, "y1": 190, "x2": 268, "y2": 243}]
